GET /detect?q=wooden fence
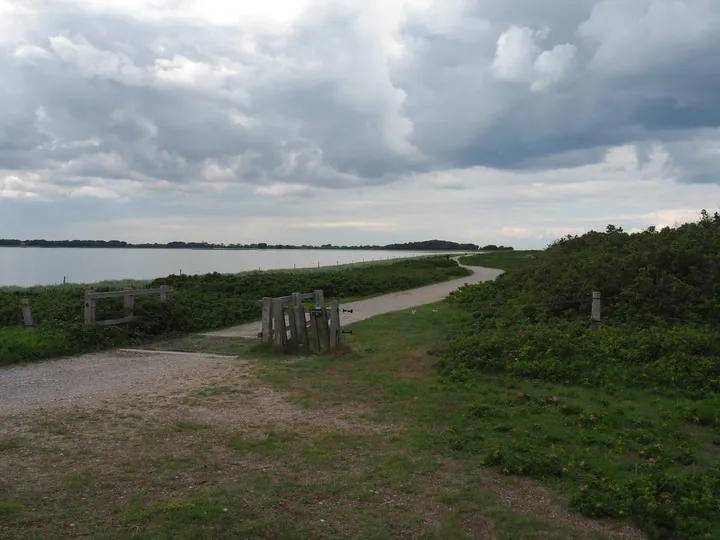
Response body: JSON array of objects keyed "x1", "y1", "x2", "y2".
[
  {"x1": 84, "y1": 286, "x2": 172, "y2": 326},
  {"x1": 261, "y1": 289, "x2": 342, "y2": 353}
]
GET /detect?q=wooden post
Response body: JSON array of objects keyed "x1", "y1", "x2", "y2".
[
  {"x1": 261, "y1": 297, "x2": 272, "y2": 344},
  {"x1": 329, "y1": 299, "x2": 341, "y2": 349},
  {"x1": 159, "y1": 286, "x2": 170, "y2": 302},
  {"x1": 84, "y1": 290, "x2": 97, "y2": 325},
  {"x1": 591, "y1": 291, "x2": 601, "y2": 330},
  {"x1": 287, "y1": 306, "x2": 298, "y2": 351},
  {"x1": 124, "y1": 290, "x2": 135, "y2": 316},
  {"x1": 273, "y1": 298, "x2": 286, "y2": 348},
  {"x1": 314, "y1": 289, "x2": 325, "y2": 309},
  {"x1": 292, "y1": 292, "x2": 302, "y2": 309},
  {"x1": 21, "y1": 297, "x2": 33, "y2": 329},
  {"x1": 294, "y1": 306, "x2": 308, "y2": 352},
  {"x1": 309, "y1": 310, "x2": 321, "y2": 353},
  {"x1": 318, "y1": 307, "x2": 330, "y2": 352}
]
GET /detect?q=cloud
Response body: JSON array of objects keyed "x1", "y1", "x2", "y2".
[{"x1": 0, "y1": 0, "x2": 719, "y2": 250}]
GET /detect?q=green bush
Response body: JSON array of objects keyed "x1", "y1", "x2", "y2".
[{"x1": 439, "y1": 212, "x2": 720, "y2": 539}]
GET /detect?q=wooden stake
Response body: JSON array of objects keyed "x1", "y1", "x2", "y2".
[
  {"x1": 294, "y1": 306, "x2": 309, "y2": 352},
  {"x1": 21, "y1": 297, "x2": 33, "y2": 329},
  {"x1": 273, "y1": 299, "x2": 286, "y2": 348},
  {"x1": 329, "y1": 299, "x2": 341, "y2": 349},
  {"x1": 318, "y1": 307, "x2": 330, "y2": 352},
  {"x1": 309, "y1": 310, "x2": 321, "y2": 353},
  {"x1": 261, "y1": 297, "x2": 272, "y2": 344},
  {"x1": 287, "y1": 306, "x2": 298, "y2": 350}
]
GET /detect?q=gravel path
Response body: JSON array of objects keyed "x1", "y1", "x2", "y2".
[
  {"x1": 0, "y1": 261, "x2": 501, "y2": 415},
  {"x1": 206, "y1": 260, "x2": 503, "y2": 338}
]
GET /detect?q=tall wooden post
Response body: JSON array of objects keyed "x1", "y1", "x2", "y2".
[
  {"x1": 84, "y1": 290, "x2": 97, "y2": 325},
  {"x1": 287, "y1": 307, "x2": 298, "y2": 350},
  {"x1": 309, "y1": 310, "x2": 321, "y2": 353},
  {"x1": 21, "y1": 297, "x2": 33, "y2": 329},
  {"x1": 261, "y1": 297, "x2": 272, "y2": 344},
  {"x1": 318, "y1": 307, "x2": 330, "y2": 352},
  {"x1": 591, "y1": 291, "x2": 601, "y2": 330},
  {"x1": 159, "y1": 285, "x2": 170, "y2": 302},
  {"x1": 314, "y1": 289, "x2": 325, "y2": 309},
  {"x1": 294, "y1": 306, "x2": 309, "y2": 352},
  {"x1": 273, "y1": 298, "x2": 286, "y2": 348},
  {"x1": 124, "y1": 290, "x2": 135, "y2": 316},
  {"x1": 329, "y1": 299, "x2": 341, "y2": 349},
  {"x1": 292, "y1": 292, "x2": 302, "y2": 308}
]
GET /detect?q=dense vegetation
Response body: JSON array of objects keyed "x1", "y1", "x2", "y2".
[
  {"x1": 440, "y1": 212, "x2": 720, "y2": 539},
  {"x1": 459, "y1": 250, "x2": 540, "y2": 271},
  {"x1": 0, "y1": 238, "x2": 509, "y2": 251},
  {"x1": 0, "y1": 257, "x2": 468, "y2": 366}
]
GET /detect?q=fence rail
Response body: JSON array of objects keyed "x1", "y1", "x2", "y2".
[{"x1": 84, "y1": 286, "x2": 172, "y2": 326}]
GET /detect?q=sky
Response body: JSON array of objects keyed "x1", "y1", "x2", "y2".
[{"x1": 0, "y1": 0, "x2": 719, "y2": 249}]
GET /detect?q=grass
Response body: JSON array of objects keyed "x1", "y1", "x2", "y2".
[
  {"x1": 458, "y1": 251, "x2": 541, "y2": 271},
  {"x1": 0, "y1": 304, "x2": 638, "y2": 540}
]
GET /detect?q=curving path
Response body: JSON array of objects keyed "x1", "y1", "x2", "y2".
[{"x1": 205, "y1": 260, "x2": 504, "y2": 338}]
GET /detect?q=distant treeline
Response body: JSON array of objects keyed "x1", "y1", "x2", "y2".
[{"x1": 0, "y1": 238, "x2": 513, "y2": 251}]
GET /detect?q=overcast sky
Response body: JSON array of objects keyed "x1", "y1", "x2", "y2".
[{"x1": 1, "y1": 0, "x2": 719, "y2": 248}]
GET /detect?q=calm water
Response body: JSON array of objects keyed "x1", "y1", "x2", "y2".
[{"x1": 0, "y1": 248, "x2": 435, "y2": 287}]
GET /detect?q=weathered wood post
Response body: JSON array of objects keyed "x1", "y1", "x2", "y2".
[
  {"x1": 159, "y1": 285, "x2": 170, "y2": 302},
  {"x1": 287, "y1": 306, "x2": 298, "y2": 350},
  {"x1": 272, "y1": 298, "x2": 286, "y2": 348},
  {"x1": 292, "y1": 292, "x2": 302, "y2": 309},
  {"x1": 21, "y1": 297, "x2": 33, "y2": 329},
  {"x1": 84, "y1": 290, "x2": 97, "y2": 325},
  {"x1": 123, "y1": 289, "x2": 135, "y2": 316},
  {"x1": 309, "y1": 309, "x2": 321, "y2": 353},
  {"x1": 261, "y1": 297, "x2": 272, "y2": 344},
  {"x1": 318, "y1": 306, "x2": 330, "y2": 352},
  {"x1": 329, "y1": 299, "x2": 341, "y2": 349},
  {"x1": 591, "y1": 291, "x2": 602, "y2": 330},
  {"x1": 314, "y1": 289, "x2": 325, "y2": 309},
  {"x1": 294, "y1": 306, "x2": 309, "y2": 352}
]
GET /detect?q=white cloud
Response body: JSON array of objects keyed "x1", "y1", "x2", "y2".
[
  {"x1": 492, "y1": 26, "x2": 576, "y2": 91},
  {"x1": 0, "y1": 0, "x2": 719, "y2": 249}
]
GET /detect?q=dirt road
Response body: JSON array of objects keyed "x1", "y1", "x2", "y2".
[
  {"x1": 206, "y1": 261, "x2": 503, "y2": 338},
  {"x1": 0, "y1": 261, "x2": 501, "y2": 415}
]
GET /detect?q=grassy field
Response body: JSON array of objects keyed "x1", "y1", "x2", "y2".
[
  {"x1": 458, "y1": 251, "x2": 541, "y2": 271},
  {"x1": 0, "y1": 305, "x2": 639, "y2": 540}
]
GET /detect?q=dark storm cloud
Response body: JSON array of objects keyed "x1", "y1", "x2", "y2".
[{"x1": 2, "y1": 0, "x2": 720, "y2": 197}]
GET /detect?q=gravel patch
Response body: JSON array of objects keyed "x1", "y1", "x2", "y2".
[{"x1": 0, "y1": 349, "x2": 233, "y2": 415}]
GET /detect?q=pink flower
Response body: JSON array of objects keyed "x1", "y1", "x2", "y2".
[
  {"x1": 648, "y1": 458, "x2": 656, "y2": 463},
  {"x1": 477, "y1": 356, "x2": 483, "y2": 361},
  {"x1": 534, "y1": 360, "x2": 540, "y2": 365},
  {"x1": 517, "y1": 392, "x2": 523, "y2": 397},
  {"x1": 518, "y1": 329, "x2": 523, "y2": 333},
  {"x1": 552, "y1": 396, "x2": 559, "y2": 402},
  {"x1": 508, "y1": 353, "x2": 513, "y2": 357}
]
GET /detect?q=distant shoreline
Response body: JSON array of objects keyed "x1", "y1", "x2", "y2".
[{"x1": 0, "y1": 246, "x2": 490, "y2": 251}]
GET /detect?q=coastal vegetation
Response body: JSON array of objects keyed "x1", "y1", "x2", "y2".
[{"x1": 0, "y1": 256, "x2": 469, "y2": 366}]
